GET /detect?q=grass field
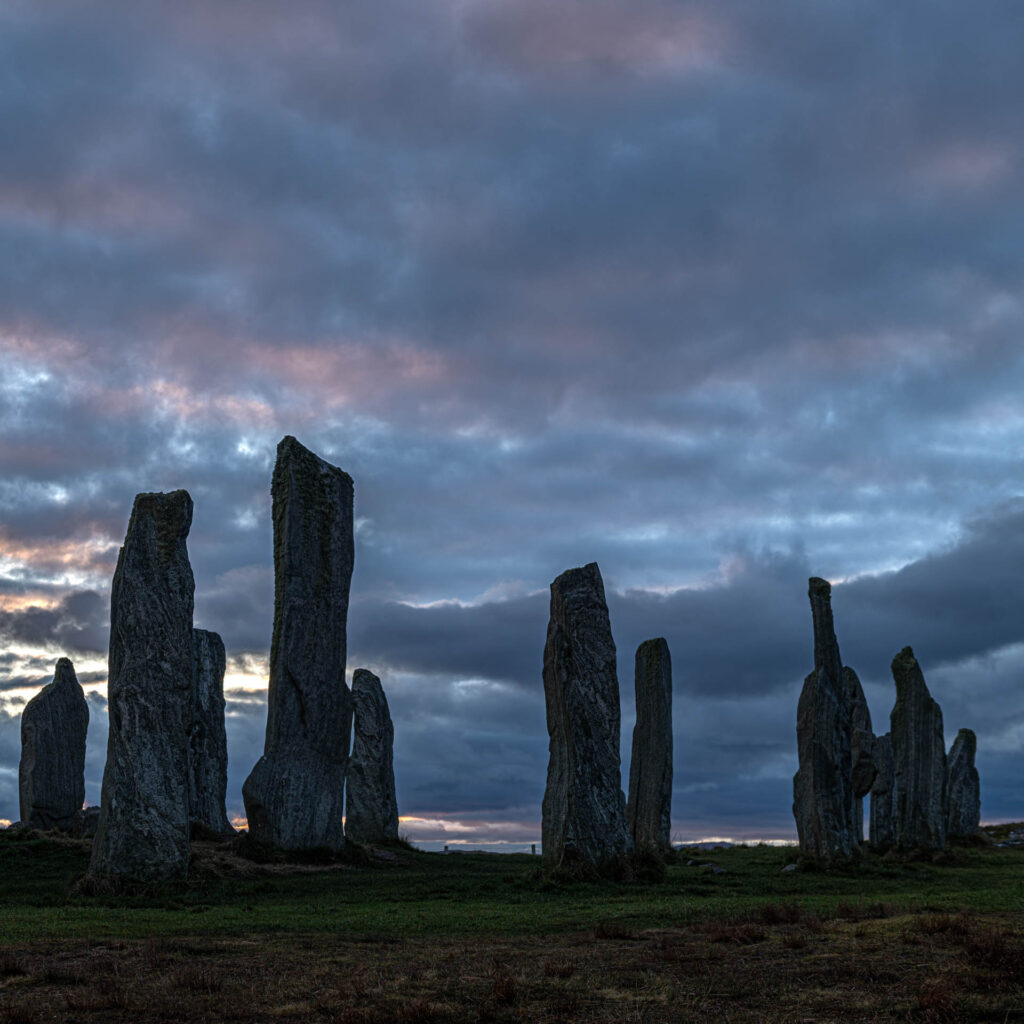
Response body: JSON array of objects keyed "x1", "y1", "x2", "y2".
[{"x1": 1, "y1": 828, "x2": 1022, "y2": 1022}]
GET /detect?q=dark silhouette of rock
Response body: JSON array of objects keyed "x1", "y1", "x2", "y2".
[
  {"x1": 345, "y1": 669, "x2": 399, "y2": 844},
  {"x1": 243, "y1": 436, "x2": 354, "y2": 851},
  {"x1": 890, "y1": 646, "x2": 947, "y2": 852},
  {"x1": 541, "y1": 562, "x2": 632, "y2": 870},
  {"x1": 626, "y1": 638, "x2": 673, "y2": 851},
  {"x1": 869, "y1": 732, "x2": 894, "y2": 851},
  {"x1": 844, "y1": 667, "x2": 876, "y2": 844},
  {"x1": 18, "y1": 658, "x2": 88, "y2": 831},
  {"x1": 190, "y1": 628, "x2": 234, "y2": 836},
  {"x1": 792, "y1": 578, "x2": 855, "y2": 865},
  {"x1": 946, "y1": 728, "x2": 980, "y2": 840},
  {"x1": 90, "y1": 490, "x2": 195, "y2": 880}
]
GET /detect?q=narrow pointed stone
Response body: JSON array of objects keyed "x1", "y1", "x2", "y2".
[
  {"x1": 844, "y1": 667, "x2": 876, "y2": 844},
  {"x1": 541, "y1": 562, "x2": 632, "y2": 870},
  {"x1": 190, "y1": 629, "x2": 233, "y2": 836},
  {"x1": 946, "y1": 728, "x2": 980, "y2": 840},
  {"x1": 243, "y1": 436, "x2": 354, "y2": 851},
  {"x1": 18, "y1": 658, "x2": 89, "y2": 832},
  {"x1": 890, "y1": 646, "x2": 947, "y2": 852},
  {"x1": 90, "y1": 490, "x2": 195, "y2": 880},
  {"x1": 792, "y1": 578, "x2": 855, "y2": 865},
  {"x1": 345, "y1": 669, "x2": 399, "y2": 844},
  {"x1": 869, "y1": 732, "x2": 894, "y2": 851},
  {"x1": 626, "y1": 638, "x2": 673, "y2": 852}
]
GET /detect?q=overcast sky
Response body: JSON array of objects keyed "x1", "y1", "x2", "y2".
[{"x1": 2, "y1": 0, "x2": 1023, "y2": 844}]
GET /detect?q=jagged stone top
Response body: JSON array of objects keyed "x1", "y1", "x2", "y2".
[
  {"x1": 808, "y1": 576, "x2": 841, "y2": 679},
  {"x1": 125, "y1": 490, "x2": 193, "y2": 567},
  {"x1": 50, "y1": 657, "x2": 79, "y2": 692},
  {"x1": 275, "y1": 435, "x2": 353, "y2": 488},
  {"x1": 891, "y1": 646, "x2": 925, "y2": 692},
  {"x1": 550, "y1": 562, "x2": 607, "y2": 612},
  {"x1": 951, "y1": 727, "x2": 977, "y2": 759}
]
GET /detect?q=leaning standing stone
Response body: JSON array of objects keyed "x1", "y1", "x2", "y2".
[
  {"x1": 90, "y1": 490, "x2": 195, "y2": 880},
  {"x1": 869, "y1": 732, "x2": 894, "y2": 851},
  {"x1": 844, "y1": 666, "x2": 876, "y2": 844},
  {"x1": 345, "y1": 669, "x2": 399, "y2": 844},
  {"x1": 243, "y1": 436, "x2": 354, "y2": 851},
  {"x1": 792, "y1": 578, "x2": 855, "y2": 865},
  {"x1": 946, "y1": 728, "x2": 980, "y2": 840},
  {"x1": 890, "y1": 646, "x2": 947, "y2": 852},
  {"x1": 18, "y1": 657, "x2": 89, "y2": 832},
  {"x1": 190, "y1": 628, "x2": 234, "y2": 835},
  {"x1": 626, "y1": 638, "x2": 673, "y2": 852},
  {"x1": 541, "y1": 562, "x2": 633, "y2": 870}
]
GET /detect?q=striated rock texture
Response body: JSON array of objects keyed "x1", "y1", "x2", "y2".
[
  {"x1": 869, "y1": 733, "x2": 895, "y2": 851},
  {"x1": 90, "y1": 490, "x2": 195, "y2": 880},
  {"x1": 18, "y1": 658, "x2": 89, "y2": 831},
  {"x1": 844, "y1": 667, "x2": 876, "y2": 844},
  {"x1": 626, "y1": 638, "x2": 673, "y2": 851},
  {"x1": 890, "y1": 647, "x2": 947, "y2": 852},
  {"x1": 946, "y1": 728, "x2": 980, "y2": 840},
  {"x1": 345, "y1": 669, "x2": 399, "y2": 844},
  {"x1": 541, "y1": 562, "x2": 633, "y2": 870},
  {"x1": 243, "y1": 436, "x2": 354, "y2": 851},
  {"x1": 792, "y1": 578, "x2": 855, "y2": 865},
  {"x1": 190, "y1": 629, "x2": 234, "y2": 835}
]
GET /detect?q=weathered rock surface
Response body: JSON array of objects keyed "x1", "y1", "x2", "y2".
[
  {"x1": 792, "y1": 578, "x2": 855, "y2": 864},
  {"x1": 541, "y1": 562, "x2": 633, "y2": 870},
  {"x1": 869, "y1": 732, "x2": 894, "y2": 851},
  {"x1": 890, "y1": 647, "x2": 947, "y2": 852},
  {"x1": 190, "y1": 628, "x2": 234, "y2": 835},
  {"x1": 345, "y1": 669, "x2": 399, "y2": 844},
  {"x1": 946, "y1": 728, "x2": 980, "y2": 840},
  {"x1": 844, "y1": 666, "x2": 876, "y2": 844},
  {"x1": 243, "y1": 436, "x2": 354, "y2": 851},
  {"x1": 18, "y1": 658, "x2": 89, "y2": 831},
  {"x1": 626, "y1": 638, "x2": 673, "y2": 851},
  {"x1": 90, "y1": 490, "x2": 195, "y2": 880}
]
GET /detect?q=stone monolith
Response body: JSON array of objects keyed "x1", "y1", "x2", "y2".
[
  {"x1": 190, "y1": 628, "x2": 233, "y2": 835},
  {"x1": 946, "y1": 728, "x2": 980, "y2": 840},
  {"x1": 890, "y1": 646, "x2": 947, "y2": 852},
  {"x1": 626, "y1": 638, "x2": 673, "y2": 852},
  {"x1": 869, "y1": 732, "x2": 894, "y2": 851},
  {"x1": 344, "y1": 669, "x2": 399, "y2": 844},
  {"x1": 792, "y1": 578, "x2": 855, "y2": 864},
  {"x1": 90, "y1": 490, "x2": 195, "y2": 880},
  {"x1": 242, "y1": 436, "x2": 354, "y2": 851},
  {"x1": 18, "y1": 658, "x2": 89, "y2": 831},
  {"x1": 541, "y1": 562, "x2": 632, "y2": 870},
  {"x1": 844, "y1": 666, "x2": 876, "y2": 844}
]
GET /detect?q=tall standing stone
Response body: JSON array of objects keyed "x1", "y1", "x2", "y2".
[
  {"x1": 946, "y1": 728, "x2": 980, "y2": 840},
  {"x1": 90, "y1": 490, "x2": 195, "y2": 880},
  {"x1": 869, "y1": 732, "x2": 894, "y2": 851},
  {"x1": 190, "y1": 628, "x2": 233, "y2": 835},
  {"x1": 541, "y1": 562, "x2": 632, "y2": 870},
  {"x1": 890, "y1": 647, "x2": 947, "y2": 852},
  {"x1": 792, "y1": 578, "x2": 855, "y2": 865},
  {"x1": 844, "y1": 667, "x2": 876, "y2": 844},
  {"x1": 626, "y1": 638, "x2": 673, "y2": 852},
  {"x1": 345, "y1": 669, "x2": 399, "y2": 844},
  {"x1": 18, "y1": 658, "x2": 89, "y2": 831},
  {"x1": 242, "y1": 436, "x2": 354, "y2": 851}
]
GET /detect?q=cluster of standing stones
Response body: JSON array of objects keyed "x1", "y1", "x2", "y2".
[
  {"x1": 13, "y1": 435, "x2": 984, "y2": 879},
  {"x1": 793, "y1": 578, "x2": 982, "y2": 866}
]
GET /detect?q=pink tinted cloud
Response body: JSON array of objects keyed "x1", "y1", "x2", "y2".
[{"x1": 910, "y1": 142, "x2": 1016, "y2": 193}]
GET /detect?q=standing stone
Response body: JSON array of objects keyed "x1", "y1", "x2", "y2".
[
  {"x1": 844, "y1": 667, "x2": 876, "y2": 844},
  {"x1": 90, "y1": 490, "x2": 195, "y2": 880},
  {"x1": 243, "y1": 436, "x2": 354, "y2": 851},
  {"x1": 869, "y1": 732, "x2": 894, "y2": 851},
  {"x1": 890, "y1": 647, "x2": 947, "y2": 852},
  {"x1": 541, "y1": 562, "x2": 633, "y2": 870},
  {"x1": 18, "y1": 658, "x2": 89, "y2": 831},
  {"x1": 345, "y1": 669, "x2": 399, "y2": 844},
  {"x1": 626, "y1": 638, "x2": 673, "y2": 852},
  {"x1": 190, "y1": 629, "x2": 234, "y2": 836},
  {"x1": 792, "y1": 578, "x2": 855, "y2": 865},
  {"x1": 946, "y1": 728, "x2": 980, "y2": 840}
]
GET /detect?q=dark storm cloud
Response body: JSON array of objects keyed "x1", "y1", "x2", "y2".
[{"x1": 0, "y1": 590, "x2": 108, "y2": 657}]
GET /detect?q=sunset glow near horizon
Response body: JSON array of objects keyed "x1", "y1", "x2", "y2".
[{"x1": 2, "y1": 1, "x2": 1023, "y2": 842}]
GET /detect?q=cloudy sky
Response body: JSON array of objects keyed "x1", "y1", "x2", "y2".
[{"x1": 2, "y1": 0, "x2": 1023, "y2": 844}]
